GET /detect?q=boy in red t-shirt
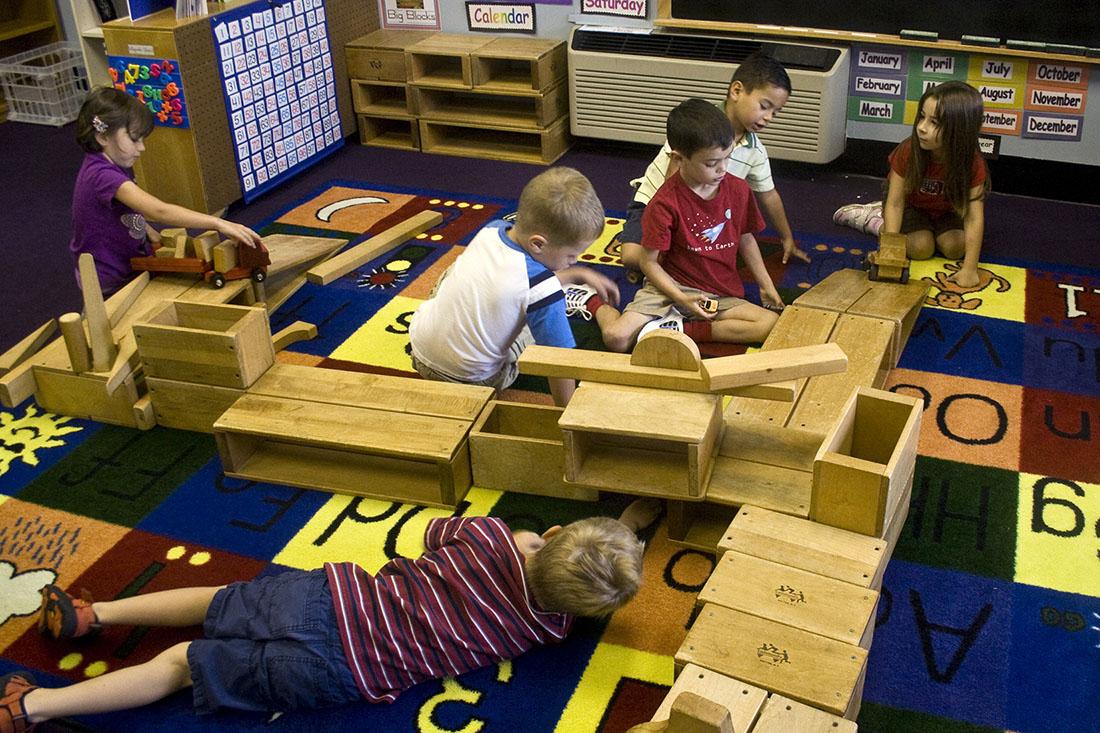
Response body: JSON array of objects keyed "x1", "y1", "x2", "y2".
[{"x1": 569, "y1": 98, "x2": 783, "y2": 351}]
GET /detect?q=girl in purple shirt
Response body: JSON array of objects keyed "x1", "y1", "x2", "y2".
[{"x1": 70, "y1": 88, "x2": 262, "y2": 295}]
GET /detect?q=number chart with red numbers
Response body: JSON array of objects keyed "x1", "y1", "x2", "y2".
[
  {"x1": 106, "y1": 55, "x2": 189, "y2": 128},
  {"x1": 211, "y1": 0, "x2": 343, "y2": 203}
]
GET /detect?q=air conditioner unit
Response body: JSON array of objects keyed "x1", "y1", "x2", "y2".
[{"x1": 568, "y1": 27, "x2": 850, "y2": 164}]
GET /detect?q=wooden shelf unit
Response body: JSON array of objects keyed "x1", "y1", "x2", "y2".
[{"x1": 67, "y1": 0, "x2": 127, "y2": 87}]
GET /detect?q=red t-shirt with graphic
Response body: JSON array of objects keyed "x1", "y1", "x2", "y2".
[
  {"x1": 641, "y1": 172, "x2": 765, "y2": 298},
  {"x1": 888, "y1": 138, "x2": 987, "y2": 215}
]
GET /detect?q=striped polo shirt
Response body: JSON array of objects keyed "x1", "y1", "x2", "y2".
[
  {"x1": 325, "y1": 516, "x2": 573, "y2": 703},
  {"x1": 631, "y1": 129, "x2": 775, "y2": 203}
]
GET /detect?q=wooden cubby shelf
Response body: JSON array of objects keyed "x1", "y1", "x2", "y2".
[
  {"x1": 351, "y1": 79, "x2": 413, "y2": 116},
  {"x1": 411, "y1": 84, "x2": 567, "y2": 129},
  {"x1": 358, "y1": 113, "x2": 420, "y2": 150},
  {"x1": 418, "y1": 116, "x2": 570, "y2": 165}
]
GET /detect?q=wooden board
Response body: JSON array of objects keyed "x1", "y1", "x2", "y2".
[
  {"x1": 306, "y1": 211, "x2": 441, "y2": 285},
  {"x1": 717, "y1": 506, "x2": 887, "y2": 589},
  {"x1": 560, "y1": 383, "x2": 721, "y2": 444},
  {"x1": 675, "y1": 604, "x2": 867, "y2": 717},
  {"x1": 651, "y1": 664, "x2": 766, "y2": 730},
  {"x1": 262, "y1": 233, "x2": 348, "y2": 277},
  {"x1": 703, "y1": 343, "x2": 847, "y2": 392},
  {"x1": 699, "y1": 551, "x2": 878, "y2": 647},
  {"x1": 792, "y1": 269, "x2": 872, "y2": 313},
  {"x1": 752, "y1": 694, "x2": 858, "y2": 733},
  {"x1": 718, "y1": 421, "x2": 824, "y2": 472},
  {"x1": 0, "y1": 320, "x2": 56, "y2": 374},
  {"x1": 846, "y1": 278, "x2": 929, "y2": 367},
  {"x1": 706, "y1": 456, "x2": 812, "y2": 516}
]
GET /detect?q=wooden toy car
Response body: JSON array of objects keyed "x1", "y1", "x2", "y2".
[{"x1": 867, "y1": 232, "x2": 910, "y2": 283}]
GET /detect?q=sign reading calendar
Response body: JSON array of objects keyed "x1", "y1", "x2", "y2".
[{"x1": 211, "y1": 0, "x2": 343, "y2": 203}]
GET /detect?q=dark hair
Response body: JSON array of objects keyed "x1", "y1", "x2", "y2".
[
  {"x1": 76, "y1": 86, "x2": 155, "y2": 153},
  {"x1": 730, "y1": 52, "x2": 791, "y2": 94},
  {"x1": 667, "y1": 98, "x2": 734, "y2": 158},
  {"x1": 904, "y1": 81, "x2": 989, "y2": 216}
]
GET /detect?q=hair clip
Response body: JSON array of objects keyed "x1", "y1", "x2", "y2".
[{"x1": 92, "y1": 115, "x2": 109, "y2": 133}]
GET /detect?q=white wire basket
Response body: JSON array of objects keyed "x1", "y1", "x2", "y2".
[{"x1": 0, "y1": 42, "x2": 90, "y2": 126}]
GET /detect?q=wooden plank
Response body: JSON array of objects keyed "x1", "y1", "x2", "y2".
[
  {"x1": 248, "y1": 363, "x2": 493, "y2": 421},
  {"x1": 262, "y1": 233, "x2": 348, "y2": 277},
  {"x1": 717, "y1": 506, "x2": 887, "y2": 589},
  {"x1": 703, "y1": 343, "x2": 847, "y2": 392},
  {"x1": 214, "y1": 393, "x2": 470, "y2": 461},
  {"x1": 675, "y1": 604, "x2": 867, "y2": 717},
  {"x1": 105, "y1": 272, "x2": 150, "y2": 328},
  {"x1": 791, "y1": 269, "x2": 871, "y2": 313},
  {"x1": 79, "y1": 253, "x2": 117, "y2": 371},
  {"x1": 306, "y1": 210, "x2": 442, "y2": 285},
  {"x1": 147, "y1": 377, "x2": 244, "y2": 433},
  {"x1": 706, "y1": 456, "x2": 812, "y2": 516},
  {"x1": 271, "y1": 321, "x2": 318, "y2": 351},
  {"x1": 752, "y1": 694, "x2": 858, "y2": 733},
  {"x1": 699, "y1": 551, "x2": 878, "y2": 647},
  {"x1": 651, "y1": 664, "x2": 766, "y2": 730},
  {"x1": 0, "y1": 320, "x2": 58, "y2": 374},
  {"x1": 560, "y1": 383, "x2": 721, "y2": 443}
]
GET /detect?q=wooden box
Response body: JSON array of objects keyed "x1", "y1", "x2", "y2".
[
  {"x1": 675, "y1": 604, "x2": 867, "y2": 718},
  {"x1": 132, "y1": 301, "x2": 275, "y2": 389},
  {"x1": 469, "y1": 401, "x2": 597, "y2": 501},
  {"x1": 699, "y1": 551, "x2": 879, "y2": 648},
  {"x1": 559, "y1": 383, "x2": 723, "y2": 499},
  {"x1": 718, "y1": 506, "x2": 889, "y2": 589},
  {"x1": 406, "y1": 33, "x2": 492, "y2": 88},
  {"x1": 471, "y1": 37, "x2": 566, "y2": 93},
  {"x1": 345, "y1": 28, "x2": 432, "y2": 81},
  {"x1": 417, "y1": 116, "x2": 570, "y2": 165},
  {"x1": 812, "y1": 387, "x2": 922, "y2": 536},
  {"x1": 146, "y1": 376, "x2": 243, "y2": 433},
  {"x1": 351, "y1": 79, "x2": 413, "y2": 115},
  {"x1": 650, "y1": 664, "x2": 767, "y2": 731},
  {"x1": 410, "y1": 83, "x2": 568, "y2": 128},
  {"x1": 357, "y1": 113, "x2": 420, "y2": 150}
]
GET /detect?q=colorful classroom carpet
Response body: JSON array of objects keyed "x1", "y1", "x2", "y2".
[{"x1": 1, "y1": 180, "x2": 1098, "y2": 733}]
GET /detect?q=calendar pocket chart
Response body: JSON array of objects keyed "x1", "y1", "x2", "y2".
[{"x1": 212, "y1": 0, "x2": 344, "y2": 203}]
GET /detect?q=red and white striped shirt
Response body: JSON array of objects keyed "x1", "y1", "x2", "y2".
[{"x1": 325, "y1": 516, "x2": 573, "y2": 703}]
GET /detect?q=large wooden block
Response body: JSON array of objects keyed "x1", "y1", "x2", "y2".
[
  {"x1": 559, "y1": 383, "x2": 723, "y2": 499},
  {"x1": 650, "y1": 664, "x2": 766, "y2": 731},
  {"x1": 471, "y1": 37, "x2": 566, "y2": 93},
  {"x1": 675, "y1": 604, "x2": 866, "y2": 718},
  {"x1": 32, "y1": 367, "x2": 140, "y2": 428},
  {"x1": 812, "y1": 387, "x2": 922, "y2": 536},
  {"x1": 146, "y1": 377, "x2": 244, "y2": 433},
  {"x1": 699, "y1": 551, "x2": 879, "y2": 648},
  {"x1": 133, "y1": 301, "x2": 275, "y2": 388},
  {"x1": 346, "y1": 28, "x2": 433, "y2": 81},
  {"x1": 751, "y1": 694, "x2": 857, "y2": 733},
  {"x1": 469, "y1": 400, "x2": 596, "y2": 501},
  {"x1": 406, "y1": 33, "x2": 493, "y2": 88},
  {"x1": 718, "y1": 506, "x2": 889, "y2": 589}
]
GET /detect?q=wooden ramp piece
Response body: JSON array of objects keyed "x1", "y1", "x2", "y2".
[
  {"x1": 306, "y1": 210, "x2": 442, "y2": 285},
  {"x1": 0, "y1": 319, "x2": 56, "y2": 374},
  {"x1": 792, "y1": 268, "x2": 871, "y2": 313}
]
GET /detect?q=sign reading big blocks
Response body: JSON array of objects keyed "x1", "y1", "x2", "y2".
[{"x1": 211, "y1": 0, "x2": 343, "y2": 203}]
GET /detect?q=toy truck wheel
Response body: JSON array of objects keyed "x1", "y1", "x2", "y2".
[
  {"x1": 212, "y1": 273, "x2": 227, "y2": 288},
  {"x1": 899, "y1": 266, "x2": 910, "y2": 284},
  {"x1": 252, "y1": 268, "x2": 266, "y2": 283}
]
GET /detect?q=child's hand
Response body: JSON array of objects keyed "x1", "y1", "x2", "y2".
[
  {"x1": 573, "y1": 267, "x2": 620, "y2": 307},
  {"x1": 762, "y1": 289, "x2": 785, "y2": 312},
  {"x1": 781, "y1": 236, "x2": 811, "y2": 265},
  {"x1": 947, "y1": 266, "x2": 980, "y2": 289},
  {"x1": 217, "y1": 219, "x2": 263, "y2": 248},
  {"x1": 618, "y1": 498, "x2": 662, "y2": 532},
  {"x1": 679, "y1": 297, "x2": 717, "y2": 320}
]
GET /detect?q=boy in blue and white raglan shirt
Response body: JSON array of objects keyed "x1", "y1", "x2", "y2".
[{"x1": 409, "y1": 167, "x2": 618, "y2": 406}]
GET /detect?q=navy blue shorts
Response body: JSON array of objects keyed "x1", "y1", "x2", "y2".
[{"x1": 188, "y1": 569, "x2": 361, "y2": 714}]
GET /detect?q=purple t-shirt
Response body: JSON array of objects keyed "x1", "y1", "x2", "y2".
[{"x1": 69, "y1": 153, "x2": 149, "y2": 295}]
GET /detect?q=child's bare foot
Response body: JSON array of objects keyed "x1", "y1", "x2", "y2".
[{"x1": 618, "y1": 498, "x2": 663, "y2": 532}]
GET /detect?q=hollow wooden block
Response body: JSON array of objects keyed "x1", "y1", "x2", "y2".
[
  {"x1": 146, "y1": 376, "x2": 244, "y2": 433},
  {"x1": 471, "y1": 37, "x2": 566, "y2": 93},
  {"x1": 132, "y1": 301, "x2": 275, "y2": 388},
  {"x1": 752, "y1": 694, "x2": 857, "y2": 733},
  {"x1": 346, "y1": 28, "x2": 433, "y2": 81},
  {"x1": 718, "y1": 506, "x2": 889, "y2": 590},
  {"x1": 32, "y1": 366, "x2": 141, "y2": 428},
  {"x1": 699, "y1": 551, "x2": 879, "y2": 648},
  {"x1": 650, "y1": 664, "x2": 766, "y2": 731},
  {"x1": 676, "y1": 604, "x2": 866, "y2": 718},
  {"x1": 406, "y1": 33, "x2": 493, "y2": 88},
  {"x1": 811, "y1": 387, "x2": 922, "y2": 537}
]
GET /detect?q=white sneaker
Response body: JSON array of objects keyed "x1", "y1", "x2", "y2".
[
  {"x1": 833, "y1": 201, "x2": 883, "y2": 235},
  {"x1": 563, "y1": 283, "x2": 598, "y2": 320},
  {"x1": 638, "y1": 313, "x2": 684, "y2": 338}
]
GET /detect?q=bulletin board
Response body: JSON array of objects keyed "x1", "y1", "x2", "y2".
[{"x1": 211, "y1": 0, "x2": 343, "y2": 203}]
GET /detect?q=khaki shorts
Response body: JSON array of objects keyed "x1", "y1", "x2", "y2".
[{"x1": 625, "y1": 281, "x2": 748, "y2": 320}]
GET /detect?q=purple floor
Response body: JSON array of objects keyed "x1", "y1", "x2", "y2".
[{"x1": 2, "y1": 120, "x2": 1097, "y2": 353}]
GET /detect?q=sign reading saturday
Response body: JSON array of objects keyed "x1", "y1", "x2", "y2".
[
  {"x1": 580, "y1": 0, "x2": 646, "y2": 17},
  {"x1": 466, "y1": 2, "x2": 536, "y2": 32}
]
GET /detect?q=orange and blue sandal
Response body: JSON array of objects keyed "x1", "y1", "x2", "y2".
[
  {"x1": 0, "y1": 672, "x2": 37, "y2": 733},
  {"x1": 38, "y1": 584, "x2": 98, "y2": 641}
]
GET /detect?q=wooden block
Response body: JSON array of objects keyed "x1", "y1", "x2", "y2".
[
  {"x1": 812, "y1": 387, "x2": 922, "y2": 536},
  {"x1": 752, "y1": 694, "x2": 857, "y2": 733},
  {"x1": 704, "y1": 343, "x2": 847, "y2": 392},
  {"x1": 346, "y1": 28, "x2": 433, "y2": 80},
  {"x1": 719, "y1": 507, "x2": 888, "y2": 589},
  {"x1": 132, "y1": 394, "x2": 156, "y2": 431},
  {"x1": 105, "y1": 271, "x2": 150, "y2": 328},
  {"x1": 559, "y1": 382, "x2": 723, "y2": 498},
  {"x1": 357, "y1": 113, "x2": 420, "y2": 150},
  {"x1": 706, "y1": 455, "x2": 812, "y2": 516},
  {"x1": 470, "y1": 400, "x2": 597, "y2": 501},
  {"x1": 651, "y1": 664, "x2": 766, "y2": 730},
  {"x1": 417, "y1": 116, "x2": 571, "y2": 165},
  {"x1": 787, "y1": 315, "x2": 895, "y2": 433},
  {"x1": 154, "y1": 247, "x2": 176, "y2": 258},
  {"x1": 406, "y1": 33, "x2": 493, "y2": 87},
  {"x1": 159, "y1": 227, "x2": 188, "y2": 257},
  {"x1": 472, "y1": 37, "x2": 566, "y2": 93},
  {"x1": 271, "y1": 321, "x2": 318, "y2": 351},
  {"x1": 192, "y1": 230, "x2": 221, "y2": 262},
  {"x1": 667, "y1": 692, "x2": 734, "y2": 733},
  {"x1": 718, "y1": 421, "x2": 824, "y2": 472},
  {"x1": 213, "y1": 241, "x2": 238, "y2": 273},
  {"x1": 846, "y1": 278, "x2": 930, "y2": 368},
  {"x1": 0, "y1": 319, "x2": 57, "y2": 374},
  {"x1": 631, "y1": 330, "x2": 702, "y2": 371},
  {"x1": 792, "y1": 269, "x2": 872, "y2": 314},
  {"x1": 699, "y1": 551, "x2": 879, "y2": 647},
  {"x1": 78, "y1": 253, "x2": 117, "y2": 372},
  {"x1": 133, "y1": 301, "x2": 275, "y2": 388},
  {"x1": 147, "y1": 376, "x2": 244, "y2": 433},
  {"x1": 675, "y1": 604, "x2": 866, "y2": 717},
  {"x1": 306, "y1": 210, "x2": 442, "y2": 285},
  {"x1": 58, "y1": 313, "x2": 90, "y2": 373},
  {"x1": 32, "y1": 366, "x2": 140, "y2": 428}
]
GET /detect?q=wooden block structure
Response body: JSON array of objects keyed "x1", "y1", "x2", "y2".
[
  {"x1": 347, "y1": 30, "x2": 570, "y2": 163},
  {"x1": 811, "y1": 387, "x2": 922, "y2": 536},
  {"x1": 213, "y1": 364, "x2": 494, "y2": 508}
]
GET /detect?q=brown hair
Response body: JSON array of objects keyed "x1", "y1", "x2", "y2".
[
  {"x1": 525, "y1": 516, "x2": 644, "y2": 617},
  {"x1": 76, "y1": 86, "x2": 155, "y2": 153},
  {"x1": 904, "y1": 81, "x2": 989, "y2": 216},
  {"x1": 515, "y1": 167, "x2": 605, "y2": 247}
]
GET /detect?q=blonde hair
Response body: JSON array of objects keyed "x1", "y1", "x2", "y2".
[
  {"x1": 525, "y1": 516, "x2": 644, "y2": 617},
  {"x1": 515, "y1": 167, "x2": 605, "y2": 247}
]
